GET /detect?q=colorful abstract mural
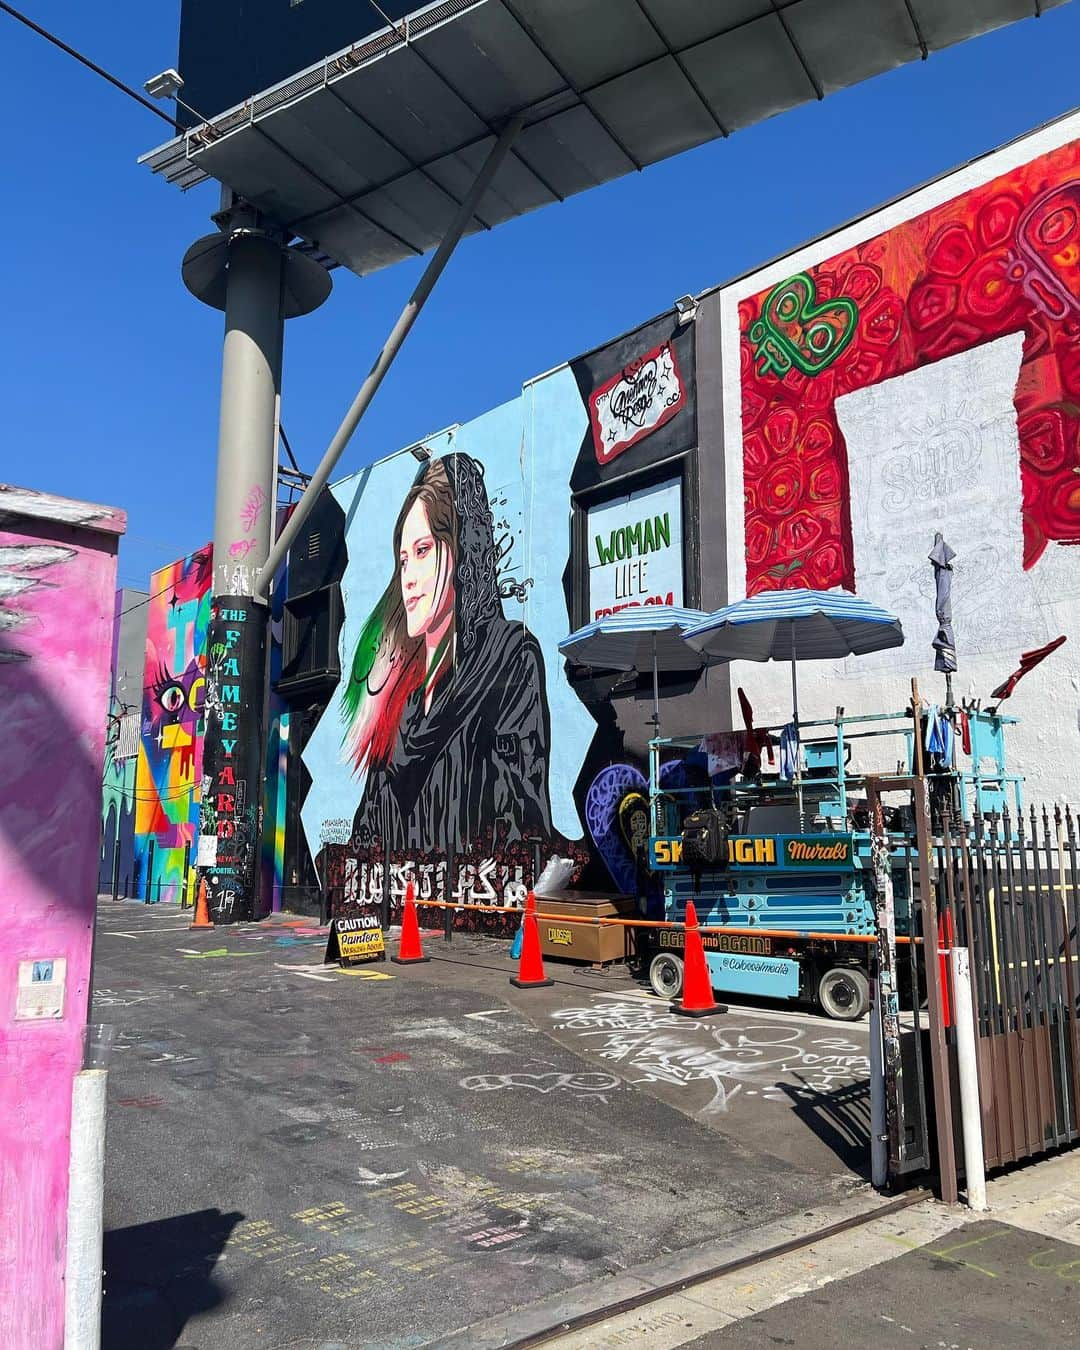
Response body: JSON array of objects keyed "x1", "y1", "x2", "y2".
[
  {"x1": 134, "y1": 545, "x2": 212, "y2": 903},
  {"x1": 738, "y1": 139, "x2": 1080, "y2": 595},
  {"x1": 260, "y1": 543, "x2": 290, "y2": 914}
]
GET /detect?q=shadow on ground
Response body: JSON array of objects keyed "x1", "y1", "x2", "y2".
[
  {"x1": 102, "y1": 1208, "x2": 242, "y2": 1350},
  {"x1": 779, "y1": 1074, "x2": 872, "y2": 1178}
]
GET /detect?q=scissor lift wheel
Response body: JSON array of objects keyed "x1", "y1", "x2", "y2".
[
  {"x1": 817, "y1": 965, "x2": 870, "y2": 1021},
  {"x1": 649, "y1": 951, "x2": 685, "y2": 1001}
]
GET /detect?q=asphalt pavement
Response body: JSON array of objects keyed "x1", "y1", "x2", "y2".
[{"x1": 93, "y1": 900, "x2": 874, "y2": 1349}]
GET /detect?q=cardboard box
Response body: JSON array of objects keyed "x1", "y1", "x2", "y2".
[{"x1": 535, "y1": 892, "x2": 638, "y2": 965}]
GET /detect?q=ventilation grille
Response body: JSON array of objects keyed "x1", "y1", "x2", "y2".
[{"x1": 117, "y1": 713, "x2": 140, "y2": 762}]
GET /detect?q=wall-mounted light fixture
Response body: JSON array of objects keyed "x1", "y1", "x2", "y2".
[
  {"x1": 409, "y1": 445, "x2": 432, "y2": 462},
  {"x1": 144, "y1": 68, "x2": 213, "y2": 128},
  {"x1": 674, "y1": 294, "x2": 698, "y2": 325}
]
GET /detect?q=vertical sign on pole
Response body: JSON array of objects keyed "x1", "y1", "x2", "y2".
[{"x1": 202, "y1": 602, "x2": 269, "y2": 922}]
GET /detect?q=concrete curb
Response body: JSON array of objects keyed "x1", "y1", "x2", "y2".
[{"x1": 431, "y1": 1184, "x2": 896, "y2": 1348}]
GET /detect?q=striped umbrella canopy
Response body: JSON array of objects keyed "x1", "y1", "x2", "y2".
[
  {"x1": 683, "y1": 588, "x2": 904, "y2": 723},
  {"x1": 559, "y1": 605, "x2": 714, "y2": 731}
]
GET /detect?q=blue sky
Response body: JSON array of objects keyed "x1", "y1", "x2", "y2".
[{"x1": 2, "y1": 2, "x2": 1079, "y2": 589}]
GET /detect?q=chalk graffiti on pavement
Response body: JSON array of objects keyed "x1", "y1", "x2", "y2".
[
  {"x1": 550, "y1": 1000, "x2": 868, "y2": 1114},
  {"x1": 459, "y1": 1071, "x2": 621, "y2": 1103}
]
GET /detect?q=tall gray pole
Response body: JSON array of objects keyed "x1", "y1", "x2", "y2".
[
  {"x1": 187, "y1": 207, "x2": 330, "y2": 923},
  {"x1": 197, "y1": 227, "x2": 284, "y2": 923},
  {"x1": 210, "y1": 231, "x2": 284, "y2": 597}
]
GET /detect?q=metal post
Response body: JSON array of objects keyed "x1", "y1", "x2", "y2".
[
  {"x1": 254, "y1": 113, "x2": 525, "y2": 603},
  {"x1": 869, "y1": 982, "x2": 887, "y2": 1190},
  {"x1": 651, "y1": 634, "x2": 660, "y2": 733},
  {"x1": 198, "y1": 229, "x2": 284, "y2": 924},
  {"x1": 868, "y1": 779, "x2": 904, "y2": 1182},
  {"x1": 912, "y1": 771, "x2": 960, "y2": 1203},
  {"x1": 950, "y1": 946, "x2": 987, "y2": 1210},
  {"x1": 64, "y1": 1071, "x2": 107, "y2": 1350},
  {"x1": 110, "y1": 826, "x2": 120, "y2": 901}
]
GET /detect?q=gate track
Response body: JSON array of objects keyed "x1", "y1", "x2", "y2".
[{"x1": 504, "y1": 1189, "x2": 931, "y2": 1348}]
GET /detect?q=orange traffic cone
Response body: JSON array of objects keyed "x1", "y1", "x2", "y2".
[
  {"x1": 672, "y1": 900, "x2": 726, "y2": 1017},
  {"x1": 510, "y1": 892, "x2": 554, "y2": 989},
  {"x1": 392, "y1": 881, "x2": 430, "y2": 964},
  {"x1": 189, "y1": 879, "x2": 215, "y2": 931}
]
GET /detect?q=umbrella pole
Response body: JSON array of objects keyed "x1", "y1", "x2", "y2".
[
  {"x1": 652, "y1": 635, "x2": 660, "y2": 735},
  {"x1": 791, "y1": 621, "x2": 804, "y2": 827},
  {"x1": 790, "y1": 622, "x2": 799, "y2": 725}
]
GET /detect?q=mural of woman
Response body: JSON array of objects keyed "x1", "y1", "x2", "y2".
[{"x1": 343, "y1": 452, "x2": 552, "y2": 854}]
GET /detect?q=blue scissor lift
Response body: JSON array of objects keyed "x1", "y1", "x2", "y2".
[{"x1": 645, "y1": 707, "x2": 1021, "y2": 1019}]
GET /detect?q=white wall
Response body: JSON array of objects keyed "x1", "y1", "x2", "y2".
[{"x1": 717, "y1": 111, "x2": 1080, "y2": 806}]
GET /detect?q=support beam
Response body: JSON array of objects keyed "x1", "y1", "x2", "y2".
[{"x1": 254, "y1": 113, "x2": 524, "y2": 603}]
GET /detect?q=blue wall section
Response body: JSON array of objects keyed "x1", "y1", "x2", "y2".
[{"x1": 301, "y1": 369, "x2": 592, "y2": 900}]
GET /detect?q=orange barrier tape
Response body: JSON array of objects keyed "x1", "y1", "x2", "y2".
[{"x1": 387, "y1": 896, "x2": 918, "y2": 944}]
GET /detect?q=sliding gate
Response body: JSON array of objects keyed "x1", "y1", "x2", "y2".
[{"x1": 935, "y1": 805, "x2": 1080, "y2": 1170}]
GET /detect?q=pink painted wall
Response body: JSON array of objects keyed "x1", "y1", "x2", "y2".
[{"x1": 0, "y1": 485, "x2": 124, "y2": 1349}]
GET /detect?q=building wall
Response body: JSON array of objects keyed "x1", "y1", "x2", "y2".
[
  {"x1": 0, "y1": 484, "x2": 124, "y2": 1349},
  {"x1": 100, "y1": 588, "x2": 148, "y2": 897},
  {"x1": 134, "y1": 546, "x2": 212, "y2": 903},
  {"x1": 300, "y1": 314, "x2": 724, "y2": 917},
  {"x1": 297, "y1": 113, "x2": 1080, "y2": 901},
  {"x1": 719, "y1": 113, "x2": 1080, "y2": 803}
]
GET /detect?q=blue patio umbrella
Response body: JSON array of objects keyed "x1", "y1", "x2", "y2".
[
  {"x1": 683, "y1": 589, "x2": 904, "y2": 725},
  {"x1": 559, "y1": 605, "x2": 714, "y2": 732}
]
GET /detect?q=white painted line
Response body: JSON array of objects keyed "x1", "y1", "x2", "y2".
[
  {"x1": 103, "y1": 926, "x2": 194, "y2": 936},
  {"x1": 272, "y1": 962, "x2": 338, "y2": 983},
  {"x1": 465, "y1": 1009, "x2": 508, "y2": 1022}
]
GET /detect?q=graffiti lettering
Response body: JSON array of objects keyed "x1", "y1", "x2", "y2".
[
  {"x1": 239, "y1": 485, "x2": 266, "y2": 534},
  {"x1": 338, "y1": 857, "x2": 530, "y2": 910},
  {"x1": 589, "y1": 341, "x2": 686, "y2": 464}
]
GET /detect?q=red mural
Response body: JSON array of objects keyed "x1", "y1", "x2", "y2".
[{"x1": 739, "y1": 141, "x2": 1080, "y2": 595}]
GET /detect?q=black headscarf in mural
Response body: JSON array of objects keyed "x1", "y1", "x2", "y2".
[{"x1": 352, "y1": 451, "x2": 552, "y2": 855}]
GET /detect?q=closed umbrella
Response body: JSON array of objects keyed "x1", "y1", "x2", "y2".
[
  {"x1": 929, "y1": 532, "x2": 957, "y2": 708},
  {"x1": 682, "y1": 589, "x2": 904, "y2": 725},
  {"x1": 559, "y1": 605, "x2": 714, "y2": 733}
]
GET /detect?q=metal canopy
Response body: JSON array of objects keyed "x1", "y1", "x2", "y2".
[{"x1": 142, "y1": 0, "x2": 1064, "y2": 279}]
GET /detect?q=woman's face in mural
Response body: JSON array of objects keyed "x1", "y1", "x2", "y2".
[{"x1": 400, "y1": 499, "x2": 454, "y2": 639}]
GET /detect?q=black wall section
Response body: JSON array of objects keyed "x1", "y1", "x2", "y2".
[
  {"x1": 569, "y1": 310, "x2": 697, "y2": 497},
  {"x1": 201, "y1": 600, "x2": 268, "y2": 922},
  {"x1": 558, "y1": 304, "x2": 732, "y2": 896},
  {"x1": 565, "y1": 307, "x2": 730, "y2": 761},
  {"x1": 277, "y1": 489, "x2": 348, "y2": 914}
]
